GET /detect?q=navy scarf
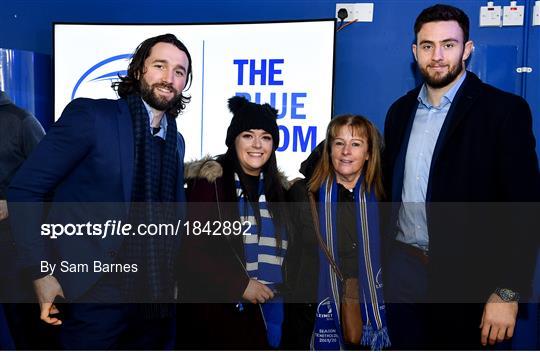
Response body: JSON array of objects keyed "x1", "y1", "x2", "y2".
[
  {"x1": 123, "y1": 94, "x2": 178, "y2": 305},
  {"x1": 236, "y1": 173, "x2": 287, "y2": 348},
  {"x1": 312, "y1": 176, "x2": 390, "y2": 350}
]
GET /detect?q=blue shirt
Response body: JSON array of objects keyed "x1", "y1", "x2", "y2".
[
  {"x1": 396, "y1": 72, "x2": 467, "y2": 250},
  {"x1": 142, "y1": 99, "x2": 168, "y2": 140}
]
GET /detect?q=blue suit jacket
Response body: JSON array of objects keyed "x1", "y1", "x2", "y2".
[{"x1": 8, "y1": 98, "x2": 186, "y2": 300}]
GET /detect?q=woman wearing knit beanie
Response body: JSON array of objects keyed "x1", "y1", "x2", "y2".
[{"x1": 178, "y1": 96, "x2": 299, "y2": 349}]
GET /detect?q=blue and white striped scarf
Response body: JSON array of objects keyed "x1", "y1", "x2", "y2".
[
  {"x1": 235, "y1": 173, "x2": 287, "y2": 348},
  {"x1": 312, "y1": 176, "x2": 390, "y2": 350}
]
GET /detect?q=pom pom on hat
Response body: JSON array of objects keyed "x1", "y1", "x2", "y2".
[{"x1": 225, "y1": 96, "x2": 280, "y2": 149}]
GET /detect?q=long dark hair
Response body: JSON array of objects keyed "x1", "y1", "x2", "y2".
[
  {"x1": 218, "y1": 144, "x2": 289, "y2": 249},
  {"x1": 112, "y1": 33, "x2": 193, "y2": 117}
]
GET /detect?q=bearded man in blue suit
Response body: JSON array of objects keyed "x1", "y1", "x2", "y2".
[{"x1": 8, "y1": 33, "x2": 191, "y2": 349}]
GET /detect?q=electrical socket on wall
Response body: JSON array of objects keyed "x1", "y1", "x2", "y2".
[
  {"x1": 502, "y1": 1, "x2": 525, "y2": 26},
  {"x1": 480, "y1": 2, "x2": 502, "y2": 27},
  {"x1": 533, "y1": 1, "x2": 540, "y2": 26},
  {"x1": 335, "y1": 3, "x2": 374, "y2": 22}
]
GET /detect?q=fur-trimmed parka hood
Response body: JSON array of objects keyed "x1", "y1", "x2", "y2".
[
  {"x1": 184, "y1": 155, "x2": 223, "y2": 183},
  {"x1": 184, "y1": 155, "x2": 290, "y2": 190}
]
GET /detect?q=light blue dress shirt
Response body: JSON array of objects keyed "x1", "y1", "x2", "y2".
[
  {"x1": 396, "y1": 72, "x2": 467, "y2": 251},
  {"x1": 142, "y1": 98, "x2": 168, "y2": 140}
]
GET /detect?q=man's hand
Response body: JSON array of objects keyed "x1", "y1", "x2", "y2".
[
  {"x1": 33, "y1": 275, "x2": 65, "y2": 325},
  {"x1": 242, "y1": 279, "x2": 275, "y2": 304},
  {"x1": 0, "y1": 200, "x2": 8, "y2": 221},
  {"x1": 480, "y1": 293, "x2": 518, "y2": 346}
]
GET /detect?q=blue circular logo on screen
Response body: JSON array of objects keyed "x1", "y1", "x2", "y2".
[{"x1": 71, "y1": 54, "x2": 132, "y2": 100}]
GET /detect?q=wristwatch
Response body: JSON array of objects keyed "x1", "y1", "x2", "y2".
[{"x1": 495, "y1": 288, "x2": 520, "y2": 302}]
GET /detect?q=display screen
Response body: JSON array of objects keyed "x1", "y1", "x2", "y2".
[{"x1": 54, "y1": 21, "x2": 335, "y2": 177}]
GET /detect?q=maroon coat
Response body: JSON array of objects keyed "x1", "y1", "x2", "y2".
[{"x1": 178, "y1": 158, "x2": 268, "y2": 349}]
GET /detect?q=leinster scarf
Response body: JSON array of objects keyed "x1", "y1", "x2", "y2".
[
  {"x1": 124, "y1": 94, "x2": 178, "y2": 305},
  {"x1": 235, "y1": 173, "x2": 287, "y2": 348},
  {"x1": 312, "y1": 176, "x2": 390, "y2": 350}
]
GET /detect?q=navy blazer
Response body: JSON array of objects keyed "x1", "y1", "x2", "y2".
[
  {"x1": 382, "y1": 72, "x2": 540, "y2": 301},
  {"x1": 8, "y1": 98, "x2": 186, "y2": 300}
]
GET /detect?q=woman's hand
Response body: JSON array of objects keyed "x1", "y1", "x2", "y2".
[{"x1": 242, "y1": 279, "x2": 274, "y2": 304}]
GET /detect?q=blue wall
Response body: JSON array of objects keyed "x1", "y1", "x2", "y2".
[{"x1": 1, "y1": 0, "x2": 539, "y2": 156}]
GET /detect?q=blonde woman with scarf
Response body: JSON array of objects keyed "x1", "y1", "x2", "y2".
[{"x1": 288, "y1": 114, "x2": 390, "y2": 350}]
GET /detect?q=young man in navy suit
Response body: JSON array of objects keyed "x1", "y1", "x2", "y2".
[
  {"x1": 382, "y1": 4, "x2": 539, "y2": 349},
  {"x1": 8, "y1": 33, "x2": 192, "y2": 349}
]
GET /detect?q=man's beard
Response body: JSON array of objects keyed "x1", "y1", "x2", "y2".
[
  {"x1": 140, "y1": 79, "x2": 180, "y2": 112},
  {"x1": 419, "y1": 62, "x2": 463, "y2": 89}
]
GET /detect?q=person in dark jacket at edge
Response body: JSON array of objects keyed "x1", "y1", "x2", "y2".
[
  {"x1": 178, "y1": 96, "x2": 315, "y2": 350},
  {"x1": 0, "y1": 90, "x2": 46, "y2": 349},
  {"x1": 287, "y1": 114, "x2": 390, "y2": 350}
]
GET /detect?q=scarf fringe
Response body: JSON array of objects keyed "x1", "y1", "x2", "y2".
[{"x1": 361, "y1": 324, "x2": 391, "y2": 351}]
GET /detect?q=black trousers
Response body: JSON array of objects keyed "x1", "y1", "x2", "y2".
[
  {"x1": 58, "y1": 272, "x2": 176, "y2": 350},
  {"x1": 59, "y1": 303, "x2": 175, "y2": 350},
  {"x1": 384, "y1": 242, "x2": 488, "y2": 350}
]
